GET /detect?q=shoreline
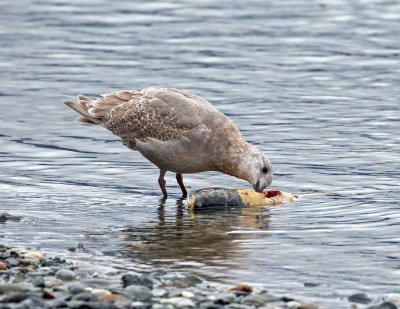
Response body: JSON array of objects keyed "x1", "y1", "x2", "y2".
[{"x1": 0, "y1": 243, "x2": 398, "y2": 309}]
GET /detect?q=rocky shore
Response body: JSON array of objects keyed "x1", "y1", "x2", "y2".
[{"x1": 0, "y1": 244, "x2": 398, "y2": 309}]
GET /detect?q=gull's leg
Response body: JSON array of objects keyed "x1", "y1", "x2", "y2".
[
  {"x1": 176, "y1": 173, "x2": 187, "y2": 199},
  {"x1": 158, "y1": 169, "x2": 167, "y2": 199}
]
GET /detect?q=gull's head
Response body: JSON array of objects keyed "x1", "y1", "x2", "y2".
[{"x1": 240, "y1": 148, "x2": 273, "y2": 192}]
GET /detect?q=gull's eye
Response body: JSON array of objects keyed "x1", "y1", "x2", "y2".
[{"x1": 262, "y1": 167, "x2": 269, "y2": 173}]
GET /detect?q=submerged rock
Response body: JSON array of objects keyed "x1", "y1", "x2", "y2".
[
  {"x1": 348, "y1": 293, "x2": 372, "y2": 304},
  {"x1": 121, "y1": 272, "x2": 154, "y2": 289}
]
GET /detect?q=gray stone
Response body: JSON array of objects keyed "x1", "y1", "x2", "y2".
[
  {"x1": 55, "y1": 269, "x2": 76, "y2": 281},
  {"x1": 226, "y1": 304, "x2": 256, "y2": 309},
  {"x1": 1, "y1": 291, "x2": 39, "y2": 303},
  {"x1": 31, "y1": 276, "x2": 45, "y2": 288},
  {"x1": 348, "y1": 293, "x2": 372, "y2": 304},
  {"x1": 6, "y1": 258, "x2": 20, "y2": 267},
  {"x1": 241, "y1": 294, "x2": 279, "y2": 306},
  {"x1": 67, "y1": 300, "x2": 119, "y2": 309},
  {"x1": 368, "y1": 302, "x2": 398, "y2": 309},
  {"x1": 123, "y1": 285, "x2": 152, "y2": 302},
  {"x1": 72, "y1": 291, "x2": 98, "y2": 302},
  {"x1": 122, "y1": 272, "x2": 154, "y2": 289},
  {"x1": 68, "y1": 283, "x2": 87, "y2": 294},
  {"x1": 13, "y1": 297, "x2": 48, "y2": 309},
  {"x1": 160, "y1": 297, "x2": 195, "y2": 308},
  {"x1": 199, "y1": 301, "x2": 225, "y2": 309},
  {"x1": 214, "y1": 292, "x2": 237, "y2": 305},
  {"x1": 0, "y1": 283, "x2": 35, "y2": 294}
]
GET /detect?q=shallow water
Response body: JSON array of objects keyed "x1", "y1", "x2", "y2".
[{"x1": 1, "y1": 0, "x2": 399, "y2": 307}]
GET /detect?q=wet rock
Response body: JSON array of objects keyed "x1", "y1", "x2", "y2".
[
  {"x1": 387, "y1": 294, "x2": 400, "y2": 304},
  {"x1": 6, "y1": 257, "x2": 20, "y2": 267},
  {"x1": 198, "y1": 301, "x2": 224, "y2": 309},
  {"x1": 225, "y1": 304, "x2": 257, "y2": 309},
  {"x1": 81, "y1": 278, "x2": 118, "y2": 289},
  {"x1": 228, "y1": 284, "x2": 253, "y2": 294},
  {"x1": 122, "y1": 272, "x2": 154, "y2": 289},
  {"x1": 152, "y1": 288, "x2": 167, "y2": 298},
  {"x1": 0, "y1": 261, "x2": 7, "y2": 270},
  {"x1": 241, "y1": 294, "x2": 279, "y2": 306},
  {"x1": 0, "y1": 283, "x2": 35, "y2": 294},
  {"x1": 31, "y1": 276, "x2": 45, "y2": 288},
  {"x1": 160, "y1": 297, "x2": 196, "y2": 308},
  {"x1": 182, "y1": 291, "x2": 195, "y2": 298},
  {"x1": 348, "y1": 293, "x2": 372, "y2": 304},
  {"x1": 368, "y1": 302, "x2": 398, "y2": 309},
  {"x1": 24, "y1": 251, "x2": 44, "y2": 261},
  {"x1": 1, "y1": 291, "x2": 39, "y2": 303},
  {"x1": 13, "y1": 297, "x2": 47, "y2": 309},
  {"x1": 299, "y1": 304, "x2": 319, "y2": 309},
  {"x1": 123, "y1": 285, "x2": 152, "y2": 302},
  {"x1": 67, "y1": 300, "x2": 119, "y2": 309},
  {"x1": 286, "y1": 301, "x2": 302, "y2": 309},
  {"x1": 0, "y1": 213, "x2": 21, "y2": 223},
  {"x1": 214, "y1": 292, "x2": 237, "y2": 305},
  {"x1": 68, "y1": 283, "x2": 87, "y2": 295},
  {"x1": 72, "y1": 291, "x2": 98, "y2": 302},
  {"x1": 41, "y1": 290, "x2": 55, "y2": 300},
  {"x1": 152, "y1": 304, "x2": 174, "y2": 309},
  {"x1": 131, "y1": 301, "x2": 147, "y2": 309},
  {"x1": 55, "y1": 269, "x2": 76, "y2": 281}
]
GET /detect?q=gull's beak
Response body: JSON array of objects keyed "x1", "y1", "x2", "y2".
[{"x1": 253, "y1": 180, "x2": 264, "y2": 193}]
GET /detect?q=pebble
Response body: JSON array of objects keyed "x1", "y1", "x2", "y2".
[
  {"x1": 68, "y1": 283, "x2": 87, "y2": 294},
  {"x1": 55, "y1": 268, "x2": 77, "y2": 281},
  {"x1": 160, "y1": 297, "x2": 196, "y2": 308},
  {"x1": 0, "y1": 212, "x2": 22, "y2": 223},
  {"x1": 228, "y1": 284, "x2": 253, "y2": 294},
  {"x1": 131, "y1": 301, "x2": 147, "y2": 309},
  {"x1": 13, "y1": 296, "x2": 46, "y2": 309},
  {"x1": 387, "y1": 294, "x2": 400, "y2": 304},
  {"x1": 287, "y1": 301, "x2": 303, "y2": 309},
  {"x1": 348, "y1": 293, "x2": 372, "y2": 304},
  {"x1": 241, "y1": 294, "x2": 279, "y2": 306},
  {"x1": 368, "y1": 302, "x2": 398, "y2": 309},
  {"x1": 72, "y1": 291, "x2": 98, "y2": 302},
  {"x1": 152, "y1": 288, "x2": 168, "y2": 298},
  {"x1": 182, "y1": 290, "x2": 195, "y2": 298},
  {"x1": 24, "y1": 251, "x2": 44, "y2": 261},
  {"x1": 0, "y1": 261, "x2": 7, "y2": 270},
  {"x1": 122, "y1": 272, "x2": 154, "y2": 289},
  {"x1": 0, "y1": 283, "x2": 35, "y2": 293},
  {"x1": 31, "y1": 276, "x2": 45, "y2": 288},
  {"x1": 152, "y1": 304, "x2": 174, "y2": 309},
  {"x1": 123, "y1": 285, "x2": 153, "y2": 302},
  {"x1": 6, "y1": 257, "x2": 20, "y2": 266},
  {"x1": 214, "y1": 292, "x2": 237, "y2": 305}
]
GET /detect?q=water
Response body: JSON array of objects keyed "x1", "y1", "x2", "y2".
[{"x1": 1, "y1": 0, "x2": 399, "y2": 307}]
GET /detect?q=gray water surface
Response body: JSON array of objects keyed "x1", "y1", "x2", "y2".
[{"x1": 1, "y1": 0, "x2": 400, "y2": 307}]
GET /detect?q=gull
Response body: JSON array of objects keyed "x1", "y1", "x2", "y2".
[{"x1": 64, "y1": 87, "x2": 273, "y2": 199}]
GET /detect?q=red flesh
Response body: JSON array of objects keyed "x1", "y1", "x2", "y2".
[{"x1": 264, "y1": 190, "x2": 282, "y2": 198}]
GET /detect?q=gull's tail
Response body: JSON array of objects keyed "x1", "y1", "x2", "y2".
[
  {"x1": 64, "y1": 95, "x2": 103, "y2": 125},
  {"x1": 64, "y1": 90, "x2": 141, "y2": 125}
]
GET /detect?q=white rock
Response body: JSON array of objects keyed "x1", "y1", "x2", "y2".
[
  {"x1": 161, "y1": 297, "x2": 195, "y2": 308},
  {"x1": 387, "y1": 293, "x2": 400, "y2": 304},
  {"x1": 287, "y1": 301, "x2": 302, "y2": 309},
  {"x1": 181, "y1": 291, "x2": 194, "y2": 298},
  {"x1": 152, "y1": 289, "x2": 167, "y2": 298}
]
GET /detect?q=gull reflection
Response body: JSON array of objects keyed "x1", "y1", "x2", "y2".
[{"x1": 118, "y1": 200, "x2": 271, "y2": 271}]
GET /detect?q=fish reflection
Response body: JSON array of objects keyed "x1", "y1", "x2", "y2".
[{"x1": 118, "y1": 200, "x2": 271, "y2": 270}]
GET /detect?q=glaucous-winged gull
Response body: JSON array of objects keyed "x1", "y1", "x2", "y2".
[{"x1": 64, "y1": 87, "x2": 272, "y2": 199}]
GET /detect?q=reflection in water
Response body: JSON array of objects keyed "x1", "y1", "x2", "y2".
[{"x1": 119, "y1": 200, "x2": 270, "y2": 273}]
